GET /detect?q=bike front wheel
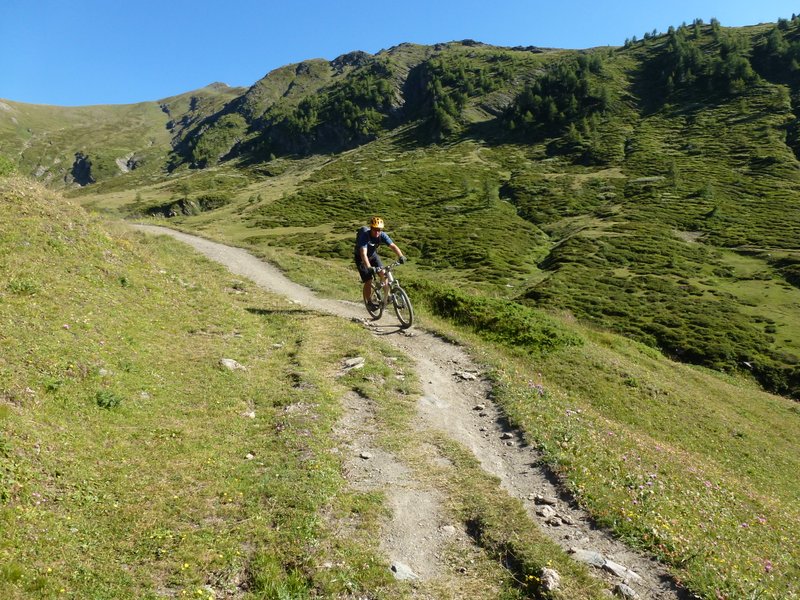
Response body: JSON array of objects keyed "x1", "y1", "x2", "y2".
[
  {"x1": 391, "y1": 286, "x2": 414, "y2": 328},
  {"x1": 365, "y1": 282, "x2": 384, "y2": 320}
]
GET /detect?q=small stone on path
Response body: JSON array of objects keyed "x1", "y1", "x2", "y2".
[
  {"x1": 570, "y1": 548, "x2": 606, "y2": 568},
  {"x1": 604, "y1": 560, "x2": 643, "y2": 585},
  {"x1": 536, "y1": 505, "x2": 557, "y2": 519},
  {"x1": 390, "y1": 561, "x2": 419, "y2": 580},
  {"x1": 614, "y1": 583, "x2": 639, "y2": 599},
  {"x1": 534, "y1": 494, "x2": 558, "y2": 506}
]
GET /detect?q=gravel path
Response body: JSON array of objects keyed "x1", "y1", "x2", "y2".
[{"x1": 133, "y1": 224, "x2": 686, "y2": 599}]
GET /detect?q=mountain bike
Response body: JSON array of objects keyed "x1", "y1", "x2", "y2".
[{"x1": 364, "y1": 261, "x2": 414, "y2": 328}]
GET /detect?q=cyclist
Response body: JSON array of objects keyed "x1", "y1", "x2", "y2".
[{"x1": 355, "y1": 216, "x2": 406, "y2": 309}]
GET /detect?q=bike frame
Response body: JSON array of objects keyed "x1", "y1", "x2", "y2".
[{"x1": 373, "y1": 264, "x2": 399, "y2": 306}]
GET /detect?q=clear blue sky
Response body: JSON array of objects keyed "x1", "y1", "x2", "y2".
[{"x1": 1, "y1": 0, "x2": 796, "y2": 106}]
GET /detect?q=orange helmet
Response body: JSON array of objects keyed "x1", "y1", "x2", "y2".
[{"x1": 369, "y1": 216, "x2": 385, "y2": 229}]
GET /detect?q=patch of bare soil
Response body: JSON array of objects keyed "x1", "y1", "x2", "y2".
[
  {"x1": 133, "y1": 225, "x2": 686, "y2": 599},
  {"x1": 336, "y1": 391, "x2": 449, "y2": 582}
]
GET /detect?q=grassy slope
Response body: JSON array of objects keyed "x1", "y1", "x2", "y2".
[
  {"x1": 0, "y1": 176, "x2": 401, "y2": 598},
  {"x1": 489, "y1": 330, "x2": 800, "y2": 599},
  {"x1": 1, "y1": 176, "x2": 615, "y2": 600},
  {"x1": 0, "y1": 100, "x2": 171, "y2": 185}
]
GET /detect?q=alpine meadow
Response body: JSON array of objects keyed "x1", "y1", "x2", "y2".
[{"x1": 2, "y1": 15, "x2": 800, "y2": 600}]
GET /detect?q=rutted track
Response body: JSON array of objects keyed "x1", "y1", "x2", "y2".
[{"x1": 133, "y1": 224, "x2": 684, "y2": 599}]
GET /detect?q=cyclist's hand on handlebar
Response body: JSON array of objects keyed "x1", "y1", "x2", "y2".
[
  {"x1": 369, "y1": 266, "x2": 379, "y2": 275},
  {"x1": 398, "y1": 255, "x2": 407, "y2": 264}
]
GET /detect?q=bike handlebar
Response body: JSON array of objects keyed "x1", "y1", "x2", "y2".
[{"x1": 372, "y1": 261, "x2": 404, "y2": 275}]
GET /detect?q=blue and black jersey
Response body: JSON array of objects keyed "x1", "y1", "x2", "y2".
[{"x1": 354, "y1": 226, "x2": 393, "y2": 262}]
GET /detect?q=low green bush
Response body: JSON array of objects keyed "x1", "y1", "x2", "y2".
[
  {"x1": 195, "y1": 191, "x2": 233, "y2": 211},
  {"x1": 408, "y1": 279, "x2": 582, "y2": 355},
  {"x1": 94, "y1": 390, "x2": 122, "y2": 410}
]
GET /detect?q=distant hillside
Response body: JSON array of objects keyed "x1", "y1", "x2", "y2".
[{"x1": 0, "y1": 82, "x2": 244, "y2": 187}]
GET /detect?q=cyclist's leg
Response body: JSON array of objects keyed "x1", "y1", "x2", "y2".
[
  {"x1": 363, "y1": 280, "x2": 371, "y2": 304},
  {"x1": 357, "y1": 256, "x2": 382, "y2": 304},
  {"x1": 370, "y1": 255, "x2": 386, "y2": 302},
  {"x1": 356, "y1": 259, "x2": 371, "y2": 302}
]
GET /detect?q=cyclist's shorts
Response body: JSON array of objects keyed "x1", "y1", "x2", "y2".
[{"x1": 355, "y1": 254, "x2": 383, "y2": 283}]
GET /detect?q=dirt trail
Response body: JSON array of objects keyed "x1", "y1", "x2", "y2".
[{"x1": 133, "y1": 225, "x2": 684, "y2": 599}]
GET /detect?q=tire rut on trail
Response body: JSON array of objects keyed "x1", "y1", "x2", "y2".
[
  {"x1": 133, "y1": 225, "x2": 686, "y2": 599},
  {"x1": 335, "y1": 391, "x2": 471, "y2": 590}
]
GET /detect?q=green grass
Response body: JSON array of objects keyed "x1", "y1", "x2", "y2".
[
  {"x1": 0, "y1": 177, "x2": 400, "y2": 599},
  {"x1": 0, "y1": 176, "x2": 621, "y2": 600}
]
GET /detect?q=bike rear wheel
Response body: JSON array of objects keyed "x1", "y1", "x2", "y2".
[
  {"x1": 391, "y1": 286, "x2": 414, "y2": 328},
  {"x1": 365, "y1": 281, "x2": 384, "y2": 320}
]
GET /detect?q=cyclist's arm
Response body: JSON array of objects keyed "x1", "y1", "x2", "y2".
[
  {"x1": 359, "y1": 246, "x2": 371, "y2": 269},
  {"x1": 388, "y1": 242, "x2": 403, "y2": 258}
]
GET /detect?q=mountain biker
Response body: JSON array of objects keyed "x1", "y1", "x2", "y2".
[{"x1": 355, "y1": 216, "x2": 406, "y2": 309}]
